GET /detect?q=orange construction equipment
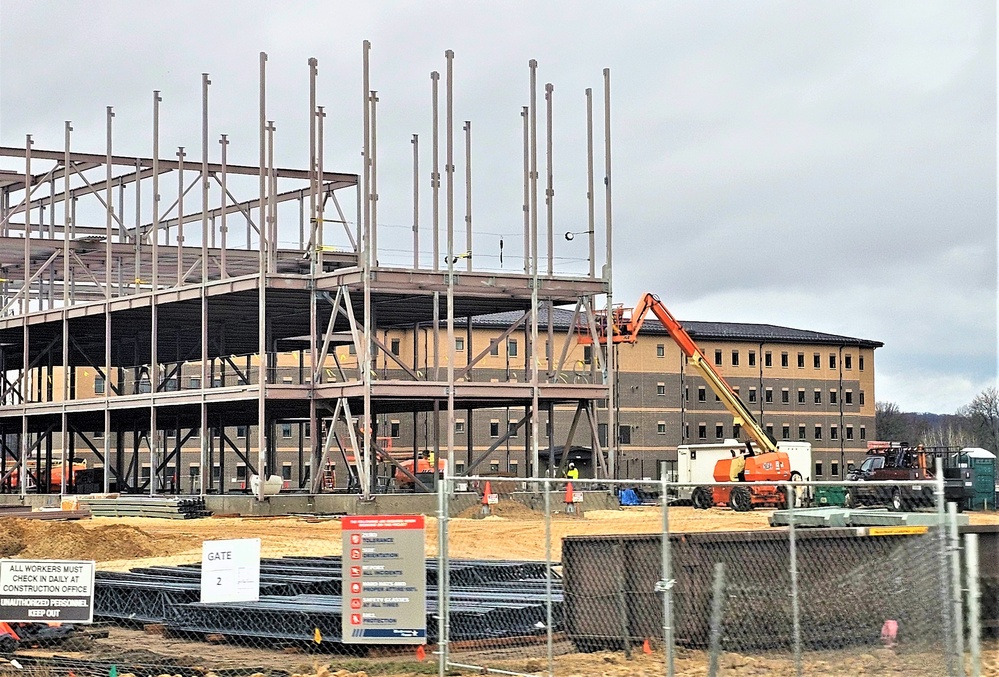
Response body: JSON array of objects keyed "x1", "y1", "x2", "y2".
[
  {"x1": 394, "y1": 457, "x2": 446, "y2": 488},
  {"x1": 692, "y1": 450, "x2": 791, "y2": 512}
]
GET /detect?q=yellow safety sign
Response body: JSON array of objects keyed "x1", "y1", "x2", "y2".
[{"x1": 867, "y1": 526, "x2": 929, "y2": 536}]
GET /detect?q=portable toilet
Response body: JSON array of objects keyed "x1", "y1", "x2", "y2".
[{"x1": 961, "y1": 448, "x2": 996, "y2": 510}]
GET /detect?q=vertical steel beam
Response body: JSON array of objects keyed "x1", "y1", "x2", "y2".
[
  {"x1": 104, "y1": 107, "x2": 114, "y2": 492},
  {"x1": 463, "y1": 121, "x2": 472, "y2": 272},
  {"x1": 412, "y1": 134, "x2": 419, "y2": 268},
  {"x1": 219, "y1": 135, "x2": 229, "y2": 278},
  {"x1": 317, "y1": 106, "x2": 326, "y2": 266},
  {"x1": 431, "y1": 70, "x2": 440, "y2": 271},
  {"x1": 176, "y1": 147, "x2": 185, "y2": 285},
  {"x1": 202, "y1": 73, "x2": 211, "y2": 283},
  {"x1": 445, "y1": 49, "x2": 456, "y2": 489},
  {"x1": 545, "y1": 84, "x2": 554, "y2": 276},
  {"x1": 603, "y1": 68, "x2": 615, "y2": 479},
  {"x1": 370, "y1": 91, "x2": 379, "y2": 264},
  {"x1": 521, "y1": 106, "x2": 529, "y2": 275},
  {"x1": 201, "y1": 73, "x2": 212, "y2": 498},
  {"x1": 361, "y1": 40, "x2": 373, "y2": 498},
  {"x1": 585, "y1": 89, "x2": 595, "y2": 279},
  {"x1": 61, "y1": 121, "x2": 71, "y2": 496},
  {"x1": 20, "y1": 134, "x2": 32, "y2": 497},
  {"x1": 528, "y1": 63, "x2": 540, "y2": 484},
  {"x1": 256, "y1": 51, "x2": 268, "y2": 501}
]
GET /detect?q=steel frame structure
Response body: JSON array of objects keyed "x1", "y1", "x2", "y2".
[{"x1": 0, "y1": 46, "x2": 615, "y2": 500}]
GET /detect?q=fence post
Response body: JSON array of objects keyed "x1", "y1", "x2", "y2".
[
  {"x1": 934, "y1": 457, "x2": 956, "y2": 676},
  {"x1": 659, "y1": 463, "x2": 674, "y2": 677},
  {"x1": 707, "y1": 561, "x2": 726, "y2": 677},
  {"x1": 544, "y1": 477, "x2": 554, "y2": 677},
  {"x1": 948, "y1": 502, "x2": 964, "y2": 670},
  {"x1": 964, "y1": 533, "x2": 980, "y2": 677},
  {"x1": 436, "y1": 463, "x2": 449, "y2": 677},
  {"x1": 787, "y1": 483, "x2": 801, "y2": 677}
]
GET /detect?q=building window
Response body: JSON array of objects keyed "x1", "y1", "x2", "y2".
[
  {"x1": 814, "y1": 389, "x2": 822, "y2": 404},
  {"x1": 281, "y1": 464, "x2": 292, "y2": 481},
  {"x1": 831, "y1": 461, "x2": 839, "y2": 478},
  {"x1": 489, "y1": 461, "x2": 500, "y2": 473},
  {"x1": 781, "y1": 388, "x2": 789, "y2": 404},
  {"x1": 189, "y1": 377, "x2": 201, "y2": 389},
  {"x1": 545, "y1": 420, "x2": 551, "y2": 437},
  {"x1": 715, "y1": 424, "x2": 724, "y2": 439},
  {"x1": 281, "y1": 424, "x2": 292, "y2": 438},
  {"x1": 859, "y1": 355, "x2": 865, "y2": 371},
  {"x1": 212, "y1": 376, "x2": 223, "y2": 387},
  {"x1": 781, "y1": 352, "x2": 789, "y2": 368},
  {"x1": 748, "y1": 387, "x2": 757, "y2": 403},
  {"x1": 764, "y1": 351, "x2": 772, "y2": 367},
  {"x1": 657, "y1": 382, "x2": 666, "y2": 396},
  {"x1": 859, "y1": 391, "x2": 865, "y2": 406},
  {"x1": 714, "y1": 349, "x2": 723, "y2": 366},
  {"x1": 304, "y1": 422, "x2": 311, "y2": 438},
  {"x1": 507, "y1": 339, "x2": 518, "y2": 357},
  {"x1": 844, "y1": 354, "x2": 852, "y2": 370},
  {"x1": 390, "y1": 421, "x2": 401, "y2": 438},
  {"x1": 598, "y1": 423, "x2": 608, "y2": 446},
  {"x1": 189, "y1": 464, "x2": 199, "y2": 478},
  {"x1": 845, "y1": 390, "x2": 853, "y2": 405},
  {"x1": 618, "y1": 425, "x2": 632, "y2": 445},
  {"x1": 829, "y1": 390, "x2": 838, "y2": 404},
  {"x1": 140, "y1": 465, "x2": 151, "y2": 481},
  {"x1": 782, "y1": 424, "x2": 790, "y2": 440},
  {"x1": 698, "y1": 386, "x2": 706, "y2": 402},
  {"x1": 846, "y1": 425, "x2": 854, "y2": 440},
  {"x1": 815, "y1": 461, "x2": 823, "y2": 477},
  {"x1": 390, "y1": 339, "x2": 401, "y2": 356},
  {"x1": 748, "y1": 351, "x2": 756, "y2": 367},
  {"x1": 859, "y1": 426, "x2": 866, "y2": 439},
  {"x1": 656, "y1": 344, "x2": 665, "y2": 358},
  {"x1": 732, "y1": 424, "x2": 741, "y2": 438},
  {"x1": 766, "y1": 423, "x2": 774, "y2": 438},
  {"x1": 507, "y1": 421, "x2": 519, "y2": 437},
  {"x1": 715, "y1": 393, "x2": 721, "y2": 402},
  {"x1": 814, "y1": 425, "x2": 822, "y2": 440},
  {"x1": 798, "y1": 425, "x2": 806, "y2": 440},
  {"x1": 509, "y1": 460, "x2": 518, "y2": 475},
  {"x1": 455, "y1": 462, "x2": 466, "y2": 474},
  {"x1": 765, "y1": 388, "x2": 773, "y2": 403},
  {"x1": 236, "y1": 425, "x2": 247, "y2": 438},
  {"x1": 348, "y1": 344, "x2": 357, "y2": 355},
  {"x1": 797, "y1": 389, "x2": 805, "y2": 404},
  {"x1": 698, "y1": 424, "x2": 707, "y2": 440},
  {"x1": 94, "y1": 377, "x2": 105, "y2": 394},
  {"x1": 657, "y1": 421, "x2": 666, "y2": 435},
  {"x1": 282, "y1": 376, "x2": 293, "y2": 385},
  {"x1": 489, "y1": 421, "x2": 500, "y2": 437},
  {"x1": 830, "y1": 425, "x2": 838, "y2": 440},
  {"x1": 455, "y1": 419, "x2": 465, "y2": 434},
  {"x1": 813, "y1": 353, "x2": 821, "y2": 369},
  {"x1": 797, "y1": 353, "x2": 805, "y2": 368},
  {"x1": 731, "y1": 350, "x2": 739, "y2": 366},
  {"x1": 455, "y1": 337, "x2": 465, "y2": 352},
  {"x1": 583, "y1": 345, "x2": 592, "y2": 364},
  {"x1": 236, "y1": 464, "x2": 247, "y2": 481},
  {"x1": 829, "y1": 354, "x2": 836, "y2": 369},
  {"x1": 94, "y1": 430, "x2": 104, "y2": 439},
  {"x1": 490, "y1": 341, "x2": 500, "y2": 357}
]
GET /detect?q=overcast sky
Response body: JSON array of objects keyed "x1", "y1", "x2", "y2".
[{"x1": 1, "y1": 1, "x2": 995, "y2": 414}]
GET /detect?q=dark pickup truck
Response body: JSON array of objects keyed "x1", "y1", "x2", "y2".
[{"x1": 844, "y1": 448, "x2": 975, "y2": 511}]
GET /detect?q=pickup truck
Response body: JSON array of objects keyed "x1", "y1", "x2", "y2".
[{"x1": 844, "y1": 448, "x2": 975, "y2": 511}]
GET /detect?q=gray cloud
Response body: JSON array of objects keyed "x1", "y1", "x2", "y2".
[{"x1": 1, "y1": 0, "x2": 994, "y2": 412}]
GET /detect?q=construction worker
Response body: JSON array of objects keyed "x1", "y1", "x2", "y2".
[
  {"x1": 566, "y1": 462, "x2": 580, "y2": 480},
  {"x1": 729, "y1": 449, "x2": 746, "y2": 482}
]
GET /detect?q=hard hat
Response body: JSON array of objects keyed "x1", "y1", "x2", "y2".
[{"x1": 568, "y1": 462, "x2": 575, "y2": 468}]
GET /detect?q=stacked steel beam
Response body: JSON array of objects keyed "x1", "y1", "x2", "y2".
[{"x1": 81, "y1": 497, "x2": 211, "y2": 519}]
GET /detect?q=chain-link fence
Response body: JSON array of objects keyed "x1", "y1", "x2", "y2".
[
  {"x1": 0, "y1": 473, "x2": 990, "y2": 677},
  {"x1": 436, "y1": 473, "x2": 987, "y2": 677}
]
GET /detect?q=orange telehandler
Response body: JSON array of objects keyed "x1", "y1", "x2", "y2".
[{"x1": 578, "y1": 292, "x2": 793, "y2": 510}]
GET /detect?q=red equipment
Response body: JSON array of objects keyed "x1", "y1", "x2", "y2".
[{"x1": 704, "y1": 451, "x2": 791, "y2": 511}]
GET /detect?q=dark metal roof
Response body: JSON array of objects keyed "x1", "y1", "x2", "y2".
[{"x1": 456, "y1": 307, "x2": 883, "y2": 349}]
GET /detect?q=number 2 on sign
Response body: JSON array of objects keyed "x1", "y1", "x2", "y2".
[{"x1": 217, "y1": 577, "x2": 222, "y2": 585}]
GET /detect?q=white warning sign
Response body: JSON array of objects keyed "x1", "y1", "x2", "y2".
[{"x1": 0, "y1": 559, "x2": 95, "y2": 623}]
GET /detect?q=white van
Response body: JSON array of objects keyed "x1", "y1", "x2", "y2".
[{"x1": 674, "y1": 439, "x2": 812, "y2": 503}]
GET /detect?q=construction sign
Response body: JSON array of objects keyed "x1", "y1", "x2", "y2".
[
  {"x1": 341, "y1": 515, "x2": 426, "y2": 644},
  {"x1": 0, "y1": 559, "x2": 95, "y2": 623}
]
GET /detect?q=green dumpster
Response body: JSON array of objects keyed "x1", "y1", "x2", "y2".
[
  {"x1": 815, "y1": 486, "x2": 847, "y2": 507},
  {"x1": 961, "y1": 448, "x2": 996, "y2": 510}
]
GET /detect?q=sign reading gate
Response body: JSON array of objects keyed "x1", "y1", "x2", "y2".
[
  {"x1": 341, "y1": 515, "x2": 426, "y2": 644},
  {"x1": 0, "y1": 559, "x2": 95, "y2": 623}
]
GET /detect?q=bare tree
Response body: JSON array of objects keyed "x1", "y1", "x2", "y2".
[{"x1": 962, "y1": 386, "x2": 999, "y2": 452}]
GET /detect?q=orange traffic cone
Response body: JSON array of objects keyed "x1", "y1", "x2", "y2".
[
  {"x1": 565, "y1": 482, "x2": 576, "y2": 514},
  {"x1": 481, "y1": 480, "x2": 493, "y2": 505},
  {"x1": 642, "y1": 638, "x2": 653, "y2": 655},
  {"x1": 416, "y1": 645, "x2": 426, "y2": 661}
]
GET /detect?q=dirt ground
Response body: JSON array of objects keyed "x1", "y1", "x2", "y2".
[{"x1": 2, "y1": 503, "x2": 996, "y2": 675}]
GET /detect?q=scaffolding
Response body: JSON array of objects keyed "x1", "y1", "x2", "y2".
[{"x1": 0, "y1": 44, "x2": 615, "y2": 500}]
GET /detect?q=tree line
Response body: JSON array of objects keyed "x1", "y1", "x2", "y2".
[{"x1": 876, "y1": 386, "x2": 999, "y2": 452}]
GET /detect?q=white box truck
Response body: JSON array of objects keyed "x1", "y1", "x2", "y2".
[{"x1": 675, "y1": 439, "x2": 813, "y2": 503}]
